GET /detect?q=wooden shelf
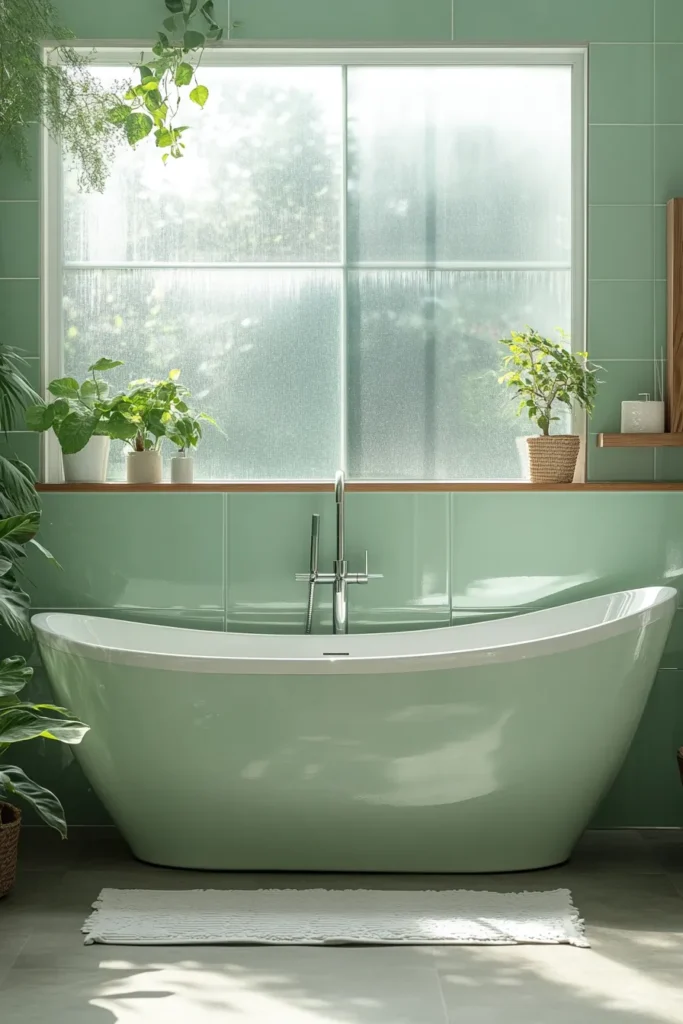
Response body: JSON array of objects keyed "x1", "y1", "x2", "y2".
[
  {"x1": 35, "y1": 481, "x2": 683, "y2": 493},
  {"x1": 597, "y1": 434, "x2": 683, "y2": 448}
]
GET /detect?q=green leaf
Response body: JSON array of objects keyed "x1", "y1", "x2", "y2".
[
  {"x1": 88, "y1": 358, "x2": 124, "y2": 373},
  {"x1": 144, "y1": 90, "x2": 164, "y2": 112},
  {"x1": 24, "y1": 404, "x2": 55, "y2": 433},
  {"x1": 47, "y1": 377, "x2": 79, "y2": 399},
  {"x1": 106, "y1": 104, "x2": 131, "y2": 125},
  {"x1": 0, "y1": 705, "x2": 89, "y2": 745},
  {"x1": 189, "y1": 84, "x2": 209, "y2": 108},
  {"x1": 54, "y1": 410, "x2": 100, "y2": 455},
  {"x1": 0, "y1": 512, "x2": 40, "y2": 546},
  {"x1": 175, "y1": 61, "x2": 194, "y2": 86},
  {"x1": 0, "y1": 766, "x2": 67, "y2": 836},
  {"x1": 139, "y1": 64, "x2": 154, "y2": 81},
  {"x1": 0, "y1": 577, "x2": 31, "y2": 640},
  {"x1": 183, "y1": 29, "x2": 205, "y2": 49},
  {"x1": 165, "y1": 0, "x2": 184, "y2": 11},
  {"x1": 125, "y1": 112, "x2": 154, "y2": 146},
  {"x1": 0, "y1": 657, "x2": 31, "y2": 699},
  {"x1": 28, "y1": 537, "x2": 59, "y2": 568},
  {"x1": 163, "y1": 15, "x2": 178, "y2": 31}
]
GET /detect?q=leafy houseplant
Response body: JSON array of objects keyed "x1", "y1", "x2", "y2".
[
  {"x1": 167, "y1": 407, "x2": 216, "y2": 484},
  {"x1": 0, "y1": 345, "x2": 88, "y2": 895},
  {"x1": 500, "y1": 328, "x2": 601, "y2": 484},
  {"x1": 25, "y1": 358, "x2": 124, "y2": 483},
  {"x1": 106, "y1": 370, "x2": 199, "y2": 483}
]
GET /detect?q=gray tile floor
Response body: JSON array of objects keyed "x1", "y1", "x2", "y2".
[{"x1": 1, "y1": 828, "x2": 683, "y2": 1022}]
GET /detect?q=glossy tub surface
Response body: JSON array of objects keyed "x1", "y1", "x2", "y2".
[{"x1": 33, "y1": 587, "x2": 676, "y2": 872}]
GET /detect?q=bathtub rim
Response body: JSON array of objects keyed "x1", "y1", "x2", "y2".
[{"x1": 31, "y1": 586, "x2": 677, "y2": 676}]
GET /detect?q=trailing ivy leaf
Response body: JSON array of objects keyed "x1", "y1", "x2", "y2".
[
  {"x1": 189, "y1": 84, "x2": 209, "y2": 108},
  {"x1": 105, "y1": 104, "x2": 131, "y2": 125},
  {"x1": 144, "y1": 90, "x2": 164, "y2": 112},
  {"x1": 88, "y1": 358, "x2": 124, "y2": 372},
  {"x1": 175, "y1": 62, "x2": 194, "y2": 86},
  {"x1": 163, "y1": 15, "x2": 178, "y2": 31},
  {"x1": 54, "y1": 410, "x2": 100, "y2": 455},
  {"x1": 0, "y1": 766, "x2": 67, "y2": 836},
  {"x1": 125, "y1": 112, "x2": 154, "y2": 146},
  {"x1": 139, "y1": 64, "x2": 154, "y2": 80},
  {"x1": 154, "y1": 128, "x2": 176, "y2": 148},
  {"x1": 183, "y1": 29, "x2": 205, "y2": 49},
  {"x1": 47, "y1": 377, "x2": 79, "y2": 398},
  {"x1": 165, "y1": 0, "x2": 184, "y2": 11}
]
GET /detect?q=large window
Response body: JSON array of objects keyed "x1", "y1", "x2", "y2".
[{"x1": 47, "y1": 48, "x2": 584, "y2": 482}]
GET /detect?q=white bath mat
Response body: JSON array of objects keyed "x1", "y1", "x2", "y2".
[{"x1": 82, "y1": 887, "x2": 588, "y2": 947}]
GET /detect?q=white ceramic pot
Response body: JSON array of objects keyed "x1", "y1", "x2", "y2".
[
  {"x1": 127, "y1": 450, "x2": 162, "y2": 484},
  {"x1": 170, "y1": 453, "x2": 194, "y2": 484},
  {"x1": 515, "y1": 436, "x2": 531, "y2": 480},
  {"x1": 62, "y1": 436, "x2": 110, "y2": 483}
]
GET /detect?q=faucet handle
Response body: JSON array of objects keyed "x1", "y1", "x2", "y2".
[{"x1": 362, "y1": 550, "x2": 383, "y2": 582}]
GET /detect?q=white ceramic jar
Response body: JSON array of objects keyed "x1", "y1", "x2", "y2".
[
  {"x1": 62, "y1": 436, "x2": 110, "y2": 483},
  {"x1": 127, "y1": 450, "x2": 162, "y2": 484}
]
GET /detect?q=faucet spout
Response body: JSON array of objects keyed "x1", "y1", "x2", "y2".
[{"x1": 334, "y1": 469, "x2": 345, "y2": 565}]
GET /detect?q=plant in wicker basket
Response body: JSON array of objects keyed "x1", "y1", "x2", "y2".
[{"x1": 499, "y1": 328, "x2": 602, "y2": 484}]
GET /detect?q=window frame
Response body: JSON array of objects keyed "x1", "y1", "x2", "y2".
[{"x1": 41, "y1": 44, "x2": 587, "y2": 484}]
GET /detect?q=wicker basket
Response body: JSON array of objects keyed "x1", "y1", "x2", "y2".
[
  {"x1": 526, "y1": 435, "x2": 581, "y2": 484},
  {"x1": 677, "y1": 748, "x2": 683, "y2": 786},
  {"x1": 0, "y1": 802, "x2": 21, "y2": 898}
]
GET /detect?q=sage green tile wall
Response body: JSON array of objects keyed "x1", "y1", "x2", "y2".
[{"x1": 5, "y1": 0, "x2": 683, "y2": 828}]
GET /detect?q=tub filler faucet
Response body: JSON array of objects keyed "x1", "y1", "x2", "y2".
[{"x1": 296, "y1": 470, "x2": 382, "y2": 635}]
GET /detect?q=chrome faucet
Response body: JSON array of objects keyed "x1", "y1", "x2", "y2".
[{"x1": 296, "y1": 470, "x2": 382, "y2": 634}]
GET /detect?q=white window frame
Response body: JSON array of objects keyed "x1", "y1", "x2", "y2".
[{"x1": 41, "y1": 45, "x2": 586, "y2": 483}]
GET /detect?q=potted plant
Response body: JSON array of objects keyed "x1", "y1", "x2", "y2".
[
  {"x1": 25, "y1": 358, "x2": 124, "y2": 483},
  {"x1": 167, "y1": 407, "x2": 216, "y2": 484},
  {"x1": 0, "y1": 651, "x2": 89, "y2": 897},
  {"x1": 106, "y1": 370, "x2": 192, "y2": 484},
  {"x1": 500, "y1": 328, "x2": 601, "y2": 484}
]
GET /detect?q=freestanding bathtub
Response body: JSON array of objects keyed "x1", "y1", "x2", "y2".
[{"x1": 33, "y1": 586, "x2": 676, "y2": 873}]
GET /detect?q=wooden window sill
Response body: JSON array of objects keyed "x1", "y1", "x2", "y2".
[{"x1": 34, "y1": 481, "x2": 683, "y2": 492}]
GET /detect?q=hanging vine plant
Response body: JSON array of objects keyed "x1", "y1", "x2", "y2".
[
  {"x1": 108, "y1": 0, "x2": 224, "y2": 162},
  {"x1": 0, "y1": 0, "x2": 224, "y2": 192}
]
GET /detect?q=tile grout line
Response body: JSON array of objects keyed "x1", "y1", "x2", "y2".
[
  {"x1": 653, "y1": 12, "x2": 658, "y2": 482},
  {"x1": 451, "y1": 0, "x2": 455, "y2": 41}
]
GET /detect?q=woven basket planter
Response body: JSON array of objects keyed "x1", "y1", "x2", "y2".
[
  {"x1": 0, "y1": 802, "x2": 21, "y2": 898},
  {"x1": 678, "y1": 748, "x2": 683, "y2": 786},
  {"x1": 526, "y1": 435, "x2": 581, "y2": 485}
]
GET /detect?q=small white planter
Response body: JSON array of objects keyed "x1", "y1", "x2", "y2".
[
  {"x1": 62, "y1": 436, "x2": 110, "y2": 483},
  {"x1": 515, "y1": 436, "x2": 531, "y2": 480},
  {"x1": 170, "y1": 453, "x2": 194, "y2": 484},
  {"x1": 127, "y1": 450, "x2": 162, "y2": 484}
]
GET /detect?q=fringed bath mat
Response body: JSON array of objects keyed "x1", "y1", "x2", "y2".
[{"x1": 82, "y1": 887, "x2": 589, "y2": 947}]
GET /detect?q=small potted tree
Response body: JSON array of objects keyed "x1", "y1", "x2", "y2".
[
  {"x1": 167, "y1": 407, "x2": 217, "y2": 484},
  {"x1": 25, "y1": 358, "x2": 124, "y2": 482},
  {"x1": 500, "y1": 328, "x2": 601, "y2": 484}
]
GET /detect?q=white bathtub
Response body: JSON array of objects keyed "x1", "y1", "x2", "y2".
[{"x1": 33, "y1": 586, "x2": 676, "y2": 872}]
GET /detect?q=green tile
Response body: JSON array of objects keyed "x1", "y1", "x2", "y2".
[
  {"x1": 655, "y1": 203, "x2": 668, "y2": 278},
  {"x1": 345, "y1": 493, "x2": 450, "y2": 630},
  {"x1": 227, "y1": 493, "x2": 336, "y2": 633},
  {"x1": 655, "y1": 44, "x2": 683, "y2": 123},
  {"x1": 24, "y1": 493, "x2": 225, "y2": 611},
  {"x1": 0, "y1": 126, "x2": 39, "y2": 200},
  {"x1": 231, "y1": 0, "x2": 452, "y2": 40},
  {"x1": 588, "y1": 280, "x2": 654, "y2": 359},
  {"x1": 54, "y1": 0, "x2": 193, "y2": 37},
  {"x1": 0, "y1": 433, "x2": 40, "y2": 475},
  {"x1": 589, "y1": 126, "x2": 653, "y2": 204},
  {"x1": 0, "y1": 279, "x2": 40, "y2": 357},
  {"x1": 655, "y1": 447, "x2": 683, "y2": 481},
  {"x1": 590, "y1": 359, "x2": 655, "y2": 432},
  {"x1": 454, "y1": 0, "x2": 654, "y2": 43},
  {"x1": 588, "y1": 436, "x2": 655, "y2": 480},
  {"x1": 656, "y1": 0, "x2": 683, "y2": 41},
  {"x1": 589, "y1": 44, "x2": 654, "y2": 124},
  {"x1": 450, "y1": 492, "x2": 683, "y2": 618},
  {"x1": 655, "y1": 126, "x2": 683, "y2": 203},
  {"x1": 589, "y1": 205, "x2": 654, "y2": 280},
  {"x1": 662, "y1": 610, "x2": 683, "y2": 667},
  {"x1": 0, "y1": 202, "x2": 39, "y2": 278},
  {"x1": 593, "y1": 670, "x2": 683, "y2": 827}
]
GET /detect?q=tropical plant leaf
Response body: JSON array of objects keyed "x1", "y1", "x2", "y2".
[
  {"x1": 87, "y1": 358, "x2": 124, "y2": 373},
  {"x1": 183, "y1": 29, "x2": 205, "y2": 49},
  {"x1": 0, "y1": 511, "x2": 40, "y2": 546},
  {"x1": 54, "y1": 410, "x2": 100, "y2": 455},
  {"x1": 0, "y1": 765, "x2": 67, "y2": 836},
  {"x1": 0, "y1": 456, "x2": 40, "y2": 517},
  {"x1": 0, "y1": 656, "x2": 32, "y2": 698},
  {"x1": 0, "y1": 704, "x2": 89, "y2": 744},
  {"x1": 28, "y1": 537, "x2": 59, "y2": 568},
  {"x1": 25, "y1": 403, "x2": 55, "y2": 432},
  {"x1": 124, "y1": 112, "x2": 154, "y2": 146},
  {"x1": 0, "y1": 575, "x2": 31, "y2": 640},
  {"x1": 175, "y1": 61, "x2": 194, "y2": 86},
  {"x1": 47, "y1": 377, "x2": 79, "y2": 399},
  {"x1": 105, "y1": 104, "x2": 131, "y2": 125}
]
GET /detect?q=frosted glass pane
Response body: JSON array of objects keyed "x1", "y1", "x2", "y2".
[
  {"x1": 347, "y1": 270, "x2": 571, "y2": 480},
  {"x1": 63, "y1": 270, "x2": 341, "y2": 480},
  {"x1": 347, "y1": 67, "x2": 572, "y2": 263},
  {"x1": 64, "y1": 67, "x2": 342, "y2": 264}
]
